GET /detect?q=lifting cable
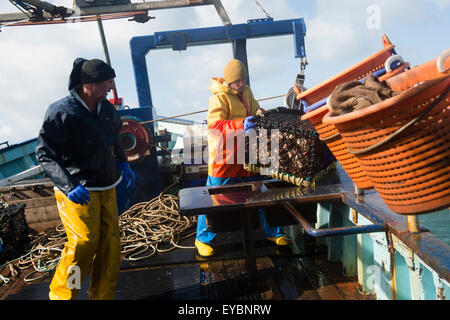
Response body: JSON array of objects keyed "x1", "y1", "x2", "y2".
[
  {"x1": 252, "y1": 0, "x2": 272, "y2": 19},
  {"x1": 139, "y1": 93, "x2": 286, "y2": 125}
]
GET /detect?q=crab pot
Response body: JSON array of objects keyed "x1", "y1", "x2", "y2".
[
  {"x1": 0, "y1": 203, "x2": 30, "y2": 265},
  {"x1": 245, "y1": 107, "x2": 336, "y2": 188}
]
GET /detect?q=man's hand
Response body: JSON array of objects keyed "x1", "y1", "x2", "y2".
[
  {"x1": 243, "y1": 116, "x2": 256, "y2": 134},
  {"x1": 68, "y1": 184, "x2": 90, "y2": 205},
  {"x1": 117, "y1": 162, "x2": 136, "y2": 190}
]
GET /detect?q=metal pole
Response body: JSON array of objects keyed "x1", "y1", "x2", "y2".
[
  {"x1": 97, "y1": 18, "x2": 118, "y2": 100},
  {"x1": 283, "y1": 201, "x2": 385, "y2": 237},
  {"x1": 233, "y1": 39, "x2": 250, "y2": 87},
  {"x1": 354, "y1": 183, "x2": 364, "y2": 198},
  {"x1": 209, "y1": 0, "x2": 231, "y2": 25},
  {"x1": 406, "y1": 215, "x2": 420, "y2": 233},
  {"x1": 240, "y1": 210, "x2": 257, "y2": 277}
]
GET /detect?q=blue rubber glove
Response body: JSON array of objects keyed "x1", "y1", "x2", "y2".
[
  {"x1": 68, "y1": 184, "x2": 90, "y2": 205},
  {"x1": 117, "y1": 161, "x2": 136, "y2": 190},
  {"x1": 243, "y1": 116, "x2": 256, "y2": 134}
]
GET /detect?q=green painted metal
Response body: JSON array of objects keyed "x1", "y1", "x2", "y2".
[
  {"x1": 327, "y1": 203, "x2": 343, "y2": 262},
  {"x1": 315, "y1": 203, "x2": 330, "y2": 247},
  {"x1": 420, "y1": 263, "x2": 436, "y2": 300},
  {"x1": 317, "y1": 201, "x2": 449, "y2": 300},
  {"x1": 0, "y1": 138, "x2": 38, "y2": 179},
  {"x1": 358, "y1": 233, "x2": 375, "y2": 294},
  {"x1": 394, "y1": 252, "x2": 412, "y2": 300}
]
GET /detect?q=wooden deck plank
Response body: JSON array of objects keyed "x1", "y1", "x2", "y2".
[
  {"x1": 316, "y1": 284, "x2": 345, "y2": 300},
  {"x1": 1, "y1": 232, "x2": 377, "y2": 300},
  {"x1": 335, "y1": 281, "x2": 376, "y2": 300}
]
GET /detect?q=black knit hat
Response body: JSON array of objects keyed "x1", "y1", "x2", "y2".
[{"x1": 80, "y1": 59, "x2": 116, "y2": 84}]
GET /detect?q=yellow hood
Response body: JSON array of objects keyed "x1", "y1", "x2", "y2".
[{"x1": 209, "y1": 77, "x2": 239, "y2": 95}]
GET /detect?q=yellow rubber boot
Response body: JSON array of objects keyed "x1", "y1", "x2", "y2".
[
  {"x1": 195, "y1": 239, "x2": 215, "y2": 257},
  {"x1": 49, "y1": 188, "x2": 120, "y2": 300},
  {"x1": 267, "y1": 235, "x2": 291, "y2": 246}
]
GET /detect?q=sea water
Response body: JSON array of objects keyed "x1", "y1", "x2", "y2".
[{"x1": 418, "y1": 208, "x2": 450, "y2": 246}]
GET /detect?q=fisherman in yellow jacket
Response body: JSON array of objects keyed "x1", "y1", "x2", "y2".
[{"x1": 195, "y1": 59, "x2": 290, "y2": 257}]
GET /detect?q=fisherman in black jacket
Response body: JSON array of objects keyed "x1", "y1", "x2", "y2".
[{"x1": 35, "y1": 58, "x2": 135, "y2": 300}]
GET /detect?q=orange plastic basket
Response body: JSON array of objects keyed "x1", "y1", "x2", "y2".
[
  {"x1": 301, "y1": 64, "x2": 410, "y2": 189},
  {"x1": 300, "y1": 38, "x2": 411, "y2": 189},
  {"x1": 323, "y1": 56, "x2": 450, "y2": 215},
  {"x1": 302, "y1": 106, "x2": 373, "y2": 189}
]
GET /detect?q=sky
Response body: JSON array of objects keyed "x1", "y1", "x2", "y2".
[{"x1": 0, "y1": 0, "x2": 449, "y2": 145}]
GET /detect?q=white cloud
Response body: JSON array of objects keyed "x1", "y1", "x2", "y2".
[
  {"x1": 428, "y1": 0, "x2": 450, "y2": 6},
  {"x1": 0, "y1": 32, "x2": 76, "y2": 143},
  {"x1": 306, "y1": 19, "x2": 359, "y2": 62},
  {"x1": 0, "y1": 121, "x2": 13, "y2": 142},
  {"x1": 288, "y1": 0, "x2": 450, "y2": 87}
]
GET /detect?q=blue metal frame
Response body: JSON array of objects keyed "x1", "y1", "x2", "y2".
[
  {"x1": 130, "y1": 18, "x2": 306, "y2": 108},
  {"x1": 125, "y1": 18, "x2": 307, "y2": 203}
]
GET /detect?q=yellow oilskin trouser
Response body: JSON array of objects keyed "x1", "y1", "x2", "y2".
[{"x1": 49, "y1": 188, "x2": 121, "y2": 300}]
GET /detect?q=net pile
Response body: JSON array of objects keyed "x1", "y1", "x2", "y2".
[{"x1": 0, "y1": 203, "x2": 30, "y2": 266}]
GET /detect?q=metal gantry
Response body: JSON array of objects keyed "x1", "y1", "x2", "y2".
[{"x1": 0, "y1": 0, "x2": 231, "y2": 26}]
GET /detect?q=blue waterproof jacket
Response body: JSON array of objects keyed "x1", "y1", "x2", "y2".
[{"x1": 35, "y1": 58, "x2": 126, "y2": 195}]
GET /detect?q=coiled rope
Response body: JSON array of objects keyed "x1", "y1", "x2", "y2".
[
  {"x1": 119, "y1": 192, "x2": 196, "y2": 261},
  {"x1": 0, "y1": 166, "x2": 196, "y2": 283}
]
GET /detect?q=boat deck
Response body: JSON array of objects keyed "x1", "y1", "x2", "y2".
[{"x1": 1, "y1": 230, "x2": 375, "y2": 300}]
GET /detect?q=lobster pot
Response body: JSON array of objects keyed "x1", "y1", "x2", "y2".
[
  {"x1": 0, "y1": 203, "x2": 30, "y2": 264},
  {"x1": 323, "y1": 73, "x2": 450, "y2": 215},
  {"x1": 244, "y1": 107, "x2": 336, "y2": 188}
]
